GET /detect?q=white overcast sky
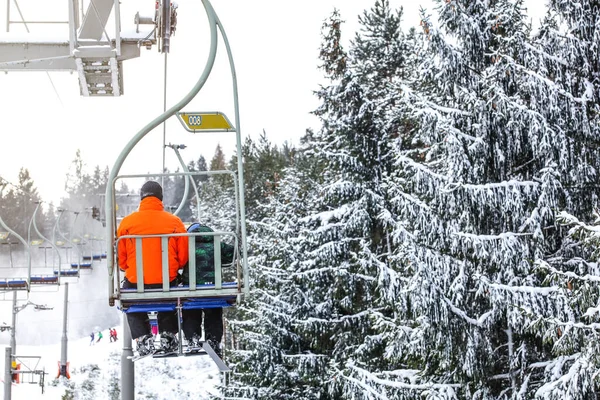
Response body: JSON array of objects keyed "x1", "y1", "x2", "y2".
[{"x1": 0, "y1": 0, "x2": 546, "y2": 206}]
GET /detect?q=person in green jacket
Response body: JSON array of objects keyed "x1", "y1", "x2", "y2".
[{"x1": 181, "y1": 223, "x2": 234, "y2": 357}]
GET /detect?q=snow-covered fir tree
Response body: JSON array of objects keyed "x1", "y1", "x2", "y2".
[
  {"x1": 226, "y1": 2, "x2": 416, "y2": 398},
  {"x1": 519, "y1": 0, "x2": 600, "y2": 397},
  {"x1": 220, "y1": 0, "x2": 600, "y2": 398},
  {"x1": 377, "y1": 0, "x2": 600, "y2": 398}
]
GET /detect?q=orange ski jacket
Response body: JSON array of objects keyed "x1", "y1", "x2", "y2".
[{"x1": 117, "y1": 196, "x2": 189, "y2": 284}]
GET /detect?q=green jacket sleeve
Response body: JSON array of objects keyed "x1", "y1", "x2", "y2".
[{"x1": 221, "y1": 242, "x2": 235, "y2": 265}]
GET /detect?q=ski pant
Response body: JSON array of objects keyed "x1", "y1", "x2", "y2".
[
  {"x1": 182, "y1": 308, "x2": 223, "y2": 344},
  {"x1": 122, "y1": 278, "x2": 179, "y2": 339}
]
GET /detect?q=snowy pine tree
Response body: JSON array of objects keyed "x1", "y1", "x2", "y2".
[
  {"x1": 228, "y1": 2, "x2": 416, "y2": 398},
  {"x1": 381, "y1": 0, "x2": 584, "y2": 397},
  {"x1": 520, "y1": 1, "x2": 600, "y2": 397}
]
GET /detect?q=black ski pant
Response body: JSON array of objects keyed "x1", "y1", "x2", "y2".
[
  {"x1": 122, "y1": 278, "x2": 179, "y2": 339},
  {"x1": 182, "y1": 308, "x2": 223, "y2": 344}
]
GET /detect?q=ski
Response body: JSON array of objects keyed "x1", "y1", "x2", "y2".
[
  {"x1": 152, "y1": 351, "x2": 179, "y2": 358},
  {"x1": 183, "y1": 347, "x2": 206, "y2": 356},
  {"x1": 128, "y1": 351, "x2": 157, "y2": 362}
]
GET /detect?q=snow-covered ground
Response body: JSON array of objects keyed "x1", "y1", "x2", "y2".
[
  {"x1": 2, "y1": 328, "x2": 222, "y2": 399},
  {"x1": 0, "y1": 254, "x2": 222, "y2": 399}
]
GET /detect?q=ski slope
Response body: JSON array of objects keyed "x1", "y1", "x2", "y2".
[{"x1": 0, "y1": 254, "x2": 222, "y2": 399}]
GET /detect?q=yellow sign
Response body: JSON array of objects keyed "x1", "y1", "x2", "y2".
[
  {"x1": 31, "y1": 239, "x2": 44, "y2": 246},
  {"x1": 177, "y1": 112, "x2": 234, "y2": 132},
  {"x1": 0, "y1": 232, "x2": 8, "y2": 240},
  {"x1": 56, "y1": 240, "x2": 65, "y2": 246}
]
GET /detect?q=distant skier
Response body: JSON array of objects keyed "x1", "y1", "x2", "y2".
[
  {"x1": 96, "y1": 331, "x2": 103, "y2": 343},
  {"x1": 109, "y1": 328, "x2": 118, "y2": 342},
  {"x1": 11, "y1": 360, "x2": 17, "y2": 383},
  {"x1": 89, "y1": 332, "x2": 95, "y2": 345}
]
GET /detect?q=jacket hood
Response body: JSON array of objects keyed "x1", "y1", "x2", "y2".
[{"x1": 188, "y1": 223, "x2": 213, "y2": 243}]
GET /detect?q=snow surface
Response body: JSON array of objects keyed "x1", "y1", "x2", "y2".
[{"x1": 0, "y1": 256, "x2": 221, "y2": 399}]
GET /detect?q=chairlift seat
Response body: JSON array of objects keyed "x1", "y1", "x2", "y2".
[
  {"x1": 119, "y1": 281, "x2": 239, "y2": 311},
  {"x1": 30, "y1": 275, "x2": 59, "y2": 284},
  {"x1": 71, "y1": 262, "x2": 93, "y2": 269},
  {"x1": 123, "y1": 297, "x2": 234, "y2": 313},
  {"x1": 0, "y1": 278, "x2": 28, "y2": 289},
  {"x1": 53, "y1": 269, "x2": 79, "y2": 276}
]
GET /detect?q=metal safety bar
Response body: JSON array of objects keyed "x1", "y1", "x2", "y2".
[{"x1": 114, "y1": 231, "x2": 241, "y2": 306}]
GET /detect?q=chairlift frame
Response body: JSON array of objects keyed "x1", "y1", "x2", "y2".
[
  {"x1": 27, "y1": 202, "x2": 62, "y2": 290},
  {"x1": 101, "y1": 2, "x2": 247, "y2": 396},
  {"x1": 0, "y1": 209, "x2": 32, "y2": 291},
  {"x1": 53, "y1": 209, "x2": 81, "y2": 279},
  {"x1": 105, "y1": 0, "x2": 248, "y2": 309}
]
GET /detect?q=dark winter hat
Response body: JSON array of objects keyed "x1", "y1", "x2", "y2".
[{"x1": 140, "y1": 180, "x2": 163, "y2": 201}]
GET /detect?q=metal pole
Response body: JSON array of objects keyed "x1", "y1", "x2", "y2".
[
  {"x1": 68, "y1": 0, "x2": 76, "y2": 54},
  {"x1": 74, "y1": 0, "x2": 79, "y2": 29},
  {"x1": 121, "y1": 314, "x2": 134, "y2": 400},
  {"x1": 4, "y1": 347, "x2": 11, "y2": 400},
  {"x1": 161, "y1": 0, "x2": 170, "y2": 53},
  {"x1": 213, "y1": 10, "x2": 250, "y2": 294},
  {"x1": 59, "y1": 283, "x2": 69, "y2": 378},
  {"x1": 161, "y1": 52, "x2": 168, "y2": 190},
  {"x1": 5, "y1": 0, "x2": 9, "y2": 33},
  {"x1": 168, "y1": 145, "x2": 194, "y2": 218},
  {"x1": 9, "y1": 291, "x2": 16, "y2": 359},
  {"x1": 114, "y1": 0, "x2": 121, "y2": 56},
  {"x1": 8, "y1": 243, "x2": 13, "y2": 268}
]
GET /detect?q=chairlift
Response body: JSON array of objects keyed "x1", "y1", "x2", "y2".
[
  {"x1": 67, "y1": 212, "x2": 94, "y2": 273},
  {"x1": 52, "y1": 209, "x2": 81, "y2": 281},
  {"x1": 0, "y1": 209, "x2": 31, "y2": 292},
  {"x1": 27, "y1": 203, "x2": 62, "y2": 291},
  {"x1": 105, "y1": 0, "x2": 248, "y2": 370}
]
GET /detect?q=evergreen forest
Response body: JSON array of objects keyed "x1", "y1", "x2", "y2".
[{"x1": 1, "y1": 0, "x2": 600, "y2": 398}]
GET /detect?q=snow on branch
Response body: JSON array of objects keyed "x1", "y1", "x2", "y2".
[
  {"x1": 396, "y1": 155, "x2": 449, "y2": 181},
  {"x1": 442, "y1": 295, "x2": 492, "y2": 328},
  {"x1": 344, "y1": 363, "x2": 461, "y2": 391},
  {"x1": 523, "y1": 43, "x2": 569, "y2": 67},
  {"x1": 298, "y1": 308, "x2": 383, "y2": 326},
  {"x1": 544, "y1": 317, "x2": 600, "y2": 332},
  {"x1": 441, "y1": 179, "x2": 539, "y2": 193},
  {"x1": 299, "y1": 204, "x2": 352, "y2": 226},
  {"x1": 538, "y1": 260, "x2": 600, "y2": 284},
  {"x1": 454, "y1": 231, "x2": 532, "y2": 241},
  {"x1": 478, "y1": 275, "x2": 560, "y2": 295}
]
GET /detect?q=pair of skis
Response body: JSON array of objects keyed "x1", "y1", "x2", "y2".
[
  {"x1": 128, "y1": 346, "x2": 204, "y2": 362},
  {"x1": 129, "y1": 342, "x2": 230, "y2": 372}
]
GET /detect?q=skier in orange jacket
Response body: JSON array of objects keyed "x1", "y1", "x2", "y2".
[{"x1": 117, "y1": 180, "x2": 189, "y2": 356}]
